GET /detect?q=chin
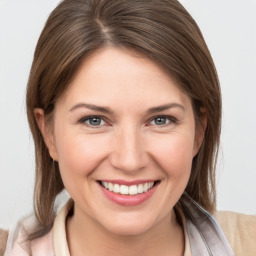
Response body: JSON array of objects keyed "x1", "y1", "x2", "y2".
[
  {"x1": 100, "y1": 214, "x2": 158, "y2": 236},
  {"x1": 106, "y1": 223, "x2": 151, "y2": 236}
]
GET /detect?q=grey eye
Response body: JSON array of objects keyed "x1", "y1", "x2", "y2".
[
  {"x1": 86, "y1": 117, "x2": 105, "y2": 126},
  {"x1": 151, "y1": 117, "x2": 170, "y2": 126}
]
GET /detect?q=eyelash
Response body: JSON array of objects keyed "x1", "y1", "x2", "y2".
[
  {"x1": 147, "y1": 115, "x2": 177, "y2": 127},
  {"x1": 78, "y1": 116, "x2": 108, "y2": 128},
  {"x1": 78, "y1": 115, "x2": 177, "y2": 128}
]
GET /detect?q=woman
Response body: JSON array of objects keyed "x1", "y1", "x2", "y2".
[{"x1": 2, "y1": 0, "x2": 256, "y2": 255}]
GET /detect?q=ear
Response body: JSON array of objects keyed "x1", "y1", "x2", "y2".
[
  {"x1": 193, "y1": 108, "x2": 207, "y2": 157},
  {"x1": 33, "y1": 108, "x2": 58, "y2": 161}
]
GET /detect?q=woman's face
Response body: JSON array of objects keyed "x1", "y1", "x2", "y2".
[{"x1": 38, "y1": 47, "x2": 204, "y2": 236}]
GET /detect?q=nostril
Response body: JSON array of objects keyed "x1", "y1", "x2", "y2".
[
  {"x1": 109, "y1": 154, "x2": 149, "y2": 172},
  {"x1": 109, "y1": 136, "x2": 149, "y2": 172}
]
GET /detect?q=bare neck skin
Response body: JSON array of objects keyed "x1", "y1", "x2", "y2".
[{"x1": 66, "y1": 205, "x2": 184, "y2": 256}]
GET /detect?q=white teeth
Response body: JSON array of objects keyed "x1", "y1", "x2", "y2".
[
  {"x1": 129, "y1": 185, "x2": 137, "y2": 195},
  {"x1": 101, "y1": 181, "x2": 156, "y2": 195},
  {"x1": 120, "y1": 185, "x2": 129, "y2": 195},
  {"x1": 143, "y1": 183, "x2": 149, "y2": 192},
  {"x1": 138, "y1": 184, "x2": 144, "y2": 194},
  {"x1": 113, "y1": 184, "x2": 120, "y2": 193},
  {"x1": 108, "y1": 182, "x2": 113, "y2": 191}
]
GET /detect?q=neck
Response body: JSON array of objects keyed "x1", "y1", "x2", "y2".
[{"x1": 66, "y1": 205, "x2": 184, "y2": 256}]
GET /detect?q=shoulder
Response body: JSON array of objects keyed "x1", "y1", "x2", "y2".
[
  {"x1": 3, "y1": 215, "x2": 54, "y2": 256},
  {"x1": 215, "y1": 211, "x2": 256, "y2": 256},
  {"x1": 0, "y1": 229, "x2": 8, "y2": 256}
]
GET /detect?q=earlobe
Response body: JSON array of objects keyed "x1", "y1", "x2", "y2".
[{"x1": 33, "y1": 108, "x2": 58, "y2": 161}]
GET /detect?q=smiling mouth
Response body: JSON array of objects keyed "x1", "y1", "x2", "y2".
[{"x1": 99, "y1": 181, "x2": 160, "y2": 196}]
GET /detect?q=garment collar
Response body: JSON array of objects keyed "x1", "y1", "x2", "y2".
[{"x1": 52, "y1": 194, "x2": 235, "y2": 256}]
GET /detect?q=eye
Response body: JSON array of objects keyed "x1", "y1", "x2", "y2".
[
  {"x1": 149, "y1": 116, "x2": 176, "y2": 126},
  {"x1": 80, "y1": 116, "x2": 106, "y2": 127}
]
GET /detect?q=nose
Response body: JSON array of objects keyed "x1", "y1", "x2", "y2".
[{"x1": 109, "y1": 125, "x2": 149, "y2": 173}]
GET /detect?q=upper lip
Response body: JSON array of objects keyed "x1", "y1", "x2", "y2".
[{"x1": 98, "y1": 179, "x2": 159, "y2": 186}]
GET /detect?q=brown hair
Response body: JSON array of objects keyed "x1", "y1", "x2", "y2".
[{"x1": 26, "y1": 0, "x2": 221, "y2": 238}]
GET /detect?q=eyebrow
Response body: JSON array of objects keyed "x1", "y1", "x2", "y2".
[
  {"x1": 146, "y1": 103, "x2": 185, "y2": 114},
  {"x1": 69, "y1": 103, "x2": 114, "y2": 114},
  {"x1": 69, "y1": 102, "x2": 185, "y2": 114}
]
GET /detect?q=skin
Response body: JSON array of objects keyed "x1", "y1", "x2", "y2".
[{"x1": 35, "y1": 47, "x2": 206, "y2": 256}]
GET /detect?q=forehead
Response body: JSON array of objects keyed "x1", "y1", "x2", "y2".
[{"x1": 57, "y1": 47, "x2": 191, "y2": 110}]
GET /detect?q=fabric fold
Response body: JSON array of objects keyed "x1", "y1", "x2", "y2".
[{"x1": 180, "y1": 192, "x2": 235, "y2": 256}]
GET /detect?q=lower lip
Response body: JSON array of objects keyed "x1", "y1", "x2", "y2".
[{"x1": 99, "y1": 183, "x2": 159, "y2": 206}]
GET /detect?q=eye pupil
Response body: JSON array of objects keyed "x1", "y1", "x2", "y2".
[
  {"x1": 155, "y1": 117, "x2": 166, "y2": 125},
  {"x1": 89, "y1": 117, "x2": 101, "y2": 126}
]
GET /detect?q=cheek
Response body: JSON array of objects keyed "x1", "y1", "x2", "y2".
[
  {"x1": 149, "y1": 133, "x2": 195, "y2": 177},
  {"x1": 55, "y1": 132, "x2": 110, "y2": 178}
]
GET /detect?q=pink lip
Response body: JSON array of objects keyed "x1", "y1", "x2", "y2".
[
  {"x1": 98, "y1": 181, "x2": 160, "y2": 206},
  {"x1": 100, "y1": 179, "x2": 156, "y2": 186}
]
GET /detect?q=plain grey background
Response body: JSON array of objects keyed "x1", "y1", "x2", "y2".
[{"x1": 0, "y1": 0, "x2": 256, "y2": 229}]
